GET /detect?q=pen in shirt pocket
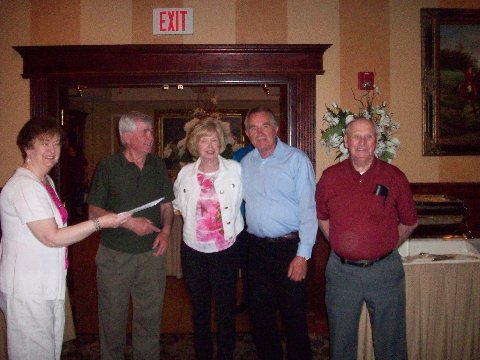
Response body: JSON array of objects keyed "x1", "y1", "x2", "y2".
[{"x1": 373, "y1": 184, "x2": 389, "y2": 206}]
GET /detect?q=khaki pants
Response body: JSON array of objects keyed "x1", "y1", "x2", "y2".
[{"x1": 96, "y1": 245, "x2": 166, "y2": 360}]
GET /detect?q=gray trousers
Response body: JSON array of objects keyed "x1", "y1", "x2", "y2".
[
  {"x1": 96, "y1": 245, "x2": 166, "y2": 360},
  {"x1": 325, "y1": 250, "x2": 407, "y2": 360}
]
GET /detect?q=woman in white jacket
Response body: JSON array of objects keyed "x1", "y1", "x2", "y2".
[{"x1": 173, "y1": 118, "x2": 243, "y2": 360}]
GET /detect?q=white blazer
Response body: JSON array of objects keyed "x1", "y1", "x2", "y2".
[
  {"x1": 173, "y1": 156, "x2": 244, "y2": 253},
  {"x1": 0, "y1": 168, "x2": 67, "y2": 300}
]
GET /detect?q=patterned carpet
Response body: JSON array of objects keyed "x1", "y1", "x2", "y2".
[{"x1": 61, "y1": 333, "x2": 330, "y2": 359}]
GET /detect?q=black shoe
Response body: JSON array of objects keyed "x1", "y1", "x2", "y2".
[{"x1": 235, "y1": 302, "x2": 249, "y2": 314}]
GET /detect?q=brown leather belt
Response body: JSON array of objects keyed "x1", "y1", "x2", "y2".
[
  {"x1": 255, "y1": 231, "x2": 299, "y2": 243},
  {"x1": 336, "y1": 250, "x2": 393, "y2": 268}
]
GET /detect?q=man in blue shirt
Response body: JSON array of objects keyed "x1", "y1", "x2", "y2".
[{"x1": 241, "y1": 107, "x2": 317, "y2": 360}]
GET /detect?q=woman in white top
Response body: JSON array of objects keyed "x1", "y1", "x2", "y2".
[
  {"x1": 0, "y1": 118, "x2": 130, "y2": 360},
  {"x1": 173, "y1": 118, "x2": 243, "y2": 360}
]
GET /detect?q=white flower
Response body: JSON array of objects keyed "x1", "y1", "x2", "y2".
[
  {"x1": 375, "y1": 141, "x2": 386, "y2": 156},
  {"x1": 329, "y1": 133, "x2": 343, "y2": 148},
  {"x1": 339, "y1": 143, "x2": 349, "y2": 161},
  {"x1": 389, "y1": 137, "x2": 400, "y2": 146},
  {"x1": 345, "y1": 115, "x2": 355, "y2": 125},
  {"x1": 360, "y1": 109, "x2": 372, "y2": 119},
  {"x1": 320, "y1": 85, "x2": 400, "y2": 162}
]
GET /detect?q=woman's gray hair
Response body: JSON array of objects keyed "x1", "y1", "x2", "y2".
[
  {"x1": 118, "y1": 111, "x2": 153, "y2": 145},
  {"x1": 186, "y1": 117, "x2": 227, "y2": 158},
  {"x1": 244, "y1": 106, "x2": 278, "y2": 129}
]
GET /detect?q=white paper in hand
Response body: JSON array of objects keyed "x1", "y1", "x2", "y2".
[{"x1": 119, "y1": 197, "x2": 164, "y2": 215}]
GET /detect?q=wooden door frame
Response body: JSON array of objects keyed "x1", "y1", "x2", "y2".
[{"x1": 14, "y1": 44, "x2": 331, "y2": 170}]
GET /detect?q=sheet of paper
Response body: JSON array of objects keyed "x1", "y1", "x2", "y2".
[{"x1": 119, "y1": 197, "x2": 164, "y2": 215}]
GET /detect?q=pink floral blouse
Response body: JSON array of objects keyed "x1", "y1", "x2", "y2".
[{"x1": 195, "y1": 171, "x2": 231, "y2": 251}]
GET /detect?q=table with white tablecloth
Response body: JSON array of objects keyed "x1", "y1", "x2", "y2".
[{"x1": 357, "y1": 239, "x2": 480, "y2": 360}]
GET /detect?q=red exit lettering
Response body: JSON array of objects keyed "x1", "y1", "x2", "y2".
[{"x1": 159, "y1": 10, "x2": 188, "y2": 32}]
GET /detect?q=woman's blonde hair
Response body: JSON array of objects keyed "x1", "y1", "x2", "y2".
[{"x1": 186, "y1": 117, "x2": 227, "y2": 158}]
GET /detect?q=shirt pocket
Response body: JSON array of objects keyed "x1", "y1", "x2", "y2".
[{"x1": 367, "y1": 194, "x2": 391, "y2": 221}]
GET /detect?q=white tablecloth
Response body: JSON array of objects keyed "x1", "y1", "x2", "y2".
[{"x1": 357, "y1": 259, "x2": 480, "y2": 359}]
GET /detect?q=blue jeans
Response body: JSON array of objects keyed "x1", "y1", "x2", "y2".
[{"x1": 326, "y1": 250, "x2": 407, "y2": 360}]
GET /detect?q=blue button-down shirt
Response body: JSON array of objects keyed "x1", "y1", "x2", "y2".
[{"x1": 241, "y1": 139, "x2": 318, "y2": 259}]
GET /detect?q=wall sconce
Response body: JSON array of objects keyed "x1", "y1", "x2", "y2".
[
  {"x1": 163, "y1": 84, "x2": 169, "y2": 90},
  {"x1": 263, "y1": 83, "x2": 270, "y2": 96},
  {"x1": 177, "y1": 84, "x2": 184, "y2": 90}
]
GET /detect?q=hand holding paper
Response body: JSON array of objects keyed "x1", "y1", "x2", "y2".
[{"x1": 119, "y1": 197, "x2": 164, "y2": 215}]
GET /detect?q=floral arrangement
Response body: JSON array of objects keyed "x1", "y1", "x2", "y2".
[
  {"x1": 320, "y1": 85, "x2": 400, "y2": 163},
  {"x1": 162, "y1": 91, "x2": 242, "y2": 169}
]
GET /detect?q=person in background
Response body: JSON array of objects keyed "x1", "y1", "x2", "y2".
[
  {"x1": 315, "y1": 117, "x2": 417, "y2": 360},
  {"x1": 88, "y1": 111, "x2": 174, "y2": 359},
  {"x1": 62, "y1": 142, "x2": 88, "y2": 222},
  {"x1": 0, "y1": 118, "x2": 130, "y2": 360},
  {"x1": 242, "y1": 106, "x2": 317, "y2": 360},
  {"x1": 173, "y1": 117, "x2": 243, "y2": 360},
  {"x1": 232, "y1": 142, "x2": 254, "y2": 314}
]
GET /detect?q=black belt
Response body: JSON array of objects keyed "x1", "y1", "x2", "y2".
[
  {"x1": 336, "y1": 250, "x2": 393, "y2": 268},
  {"x1": 254, "y1": 231, "x2": 299, "y2": 243}
]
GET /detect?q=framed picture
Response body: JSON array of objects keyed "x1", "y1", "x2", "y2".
[
  {"x1": 155, "y1": 111, "x2": 189, "y2": 158},
  {"x1": 421, "y1": 8, "x2": 480, "y2": 155},
  {"x1": 222, "y1": 110, "x2": 247, "y2": 145},
  {"x1": 155, "y1": 109, "x2": 247, "y2": 169}
]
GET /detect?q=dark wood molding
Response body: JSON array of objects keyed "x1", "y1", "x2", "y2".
[
  {"x1": 14, "y1": 44, "x2": 330, "y2": 77},
  {"x1": 14, "y1": 44, "x2": 330, "y2": 168}
]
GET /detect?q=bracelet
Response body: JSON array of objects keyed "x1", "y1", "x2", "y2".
[{"x1": 92, "y1": 218, "x2": 102, "y2": 232}]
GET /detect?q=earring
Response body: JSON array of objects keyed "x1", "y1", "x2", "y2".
[{"x1": 26, "y1": 157, "x2": 31, "y2": 163}]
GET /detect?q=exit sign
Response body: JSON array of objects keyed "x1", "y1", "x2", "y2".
[{"x1": 153, "y1": 8, "x2": 193, "y2": 35}]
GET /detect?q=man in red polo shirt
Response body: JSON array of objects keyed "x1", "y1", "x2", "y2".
[{"x1": 316, "y1": 117, "x2": 417, "y2": 360}]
